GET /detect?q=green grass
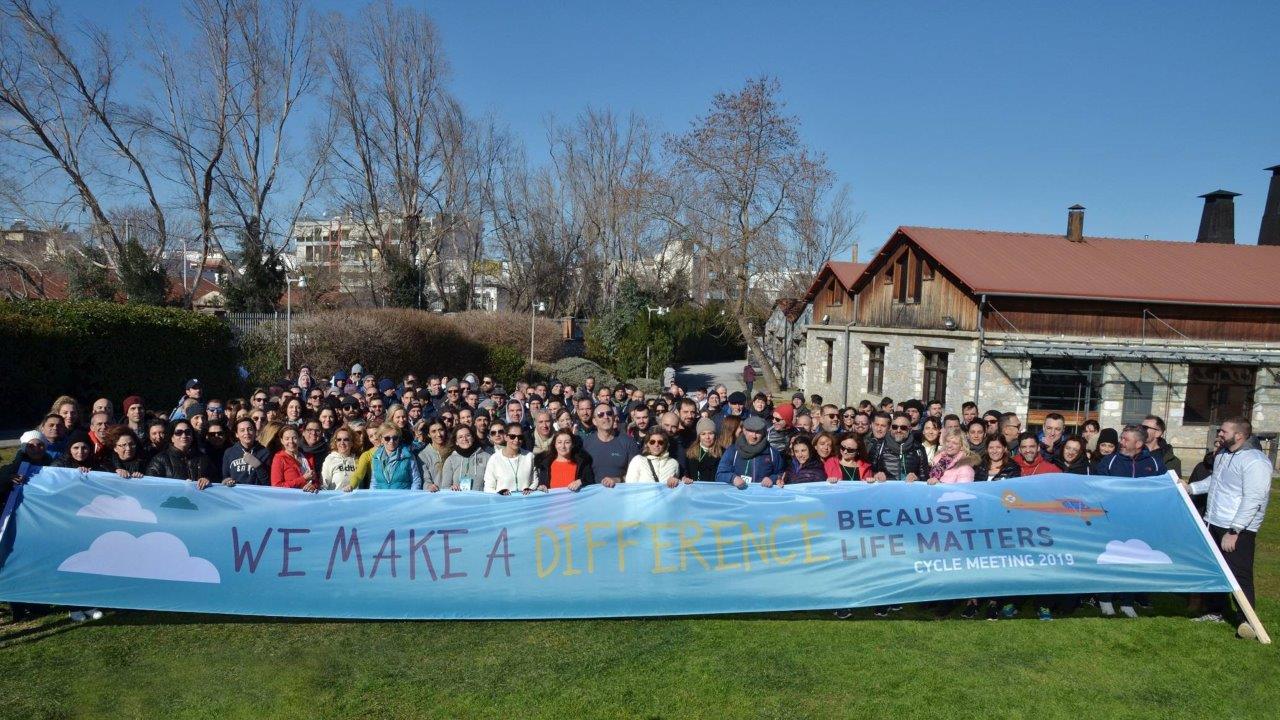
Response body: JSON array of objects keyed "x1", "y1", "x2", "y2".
[{"x1": 3, "y1": 481, "x2": 1279, "y2": 719}]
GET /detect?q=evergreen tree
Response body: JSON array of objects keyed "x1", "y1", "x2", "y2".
[
  {"x1": 68, "y1": 245, "x2": 119, "y2": 301},
  {"x1": 118, "y1": 239, "x2": 170, "y2": 305},
  {"x1": 224, "y1": 235, "x2": 286, "y2": 312}
]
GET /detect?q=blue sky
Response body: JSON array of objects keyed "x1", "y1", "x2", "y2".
[{"x1": 56, "y1": 0, "x2": 1280, "y2": 255}]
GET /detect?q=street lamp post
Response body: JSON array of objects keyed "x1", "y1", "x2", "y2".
[
  {"x1": 286, "y1": 273, "x2": 307, "y2": 373},
  {"x1": 645, "y1": 305, "x2": 669, "y2": 380}
]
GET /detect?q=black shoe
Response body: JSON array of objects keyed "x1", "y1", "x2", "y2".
[
  {"x1": 961, "y1": 604, "x2": 979, "y2": 620},
  {"x1": 985, "y1": 604, "x2": 1000, "y2": 621}
]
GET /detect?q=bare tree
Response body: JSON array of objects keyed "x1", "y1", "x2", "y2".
[
  {"x1": 785, "y1": 180, "x2": 862, "y2": 297},
  {"x1": 0, "y1": 0, "x2": 172, "y2": 300},
  {"x1": 668, "y1": 76, "x2": 833, "y2": 391}
]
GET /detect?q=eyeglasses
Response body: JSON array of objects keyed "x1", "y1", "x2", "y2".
[
  {"x1": 842, "y1": 413, "x2": 855, "y2": 419},
  {"x1": 1141, "y1": 425, "x2": 1160, "y2": 432},
  {"x1": 840, "y1": 445, "x2": 857, "y2": 453},
  {"x1": 595, "y1": 412, "x2": 613, "y2": 419},
  {"x1": 647, "y1": 439, "x2": 665, "y2": 446},
  {"x1": 381, "y1": 435, "x2": 398, "y2": 442},
  {"x1": 207, "y1": 431, "x2": 225, "y2": 438},
  {"x1": 824, "y1": 413, "x2": 837, "y2": 418},
  {"x1": 890, "y1": 424, "x2": 910, "y2": 431},
  {"x1": 772, "y1": 416, "x2": 784, "y2": 422},
  {"x1": 335, "y1": 437, "x2": 352, "y2": 443},
  {"x1": 489, "y1": 429, "x2": 503, "y2": 436},
  {"x1": 506, "y1": 433, "x2": 522, "y2": 439},
  {"x1": 172, "y1": 429, "x2": 194, "y2": 436}
]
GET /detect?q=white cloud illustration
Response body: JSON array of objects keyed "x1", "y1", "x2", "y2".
[
  {"x1": 936, "y1": 490, "x2": 977, "y2": 503},
  {"x1": 75, "y1": 495, "x2": 157, "y2": 524},
  {"x1": 58, "y1": 531, "x2": 220, "y2": 583},
  {"x1": 1096, "y1": 539, "x2": 1173, "y2": 565}
]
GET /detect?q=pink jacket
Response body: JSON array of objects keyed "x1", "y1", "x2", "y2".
[{"x1": 930, "y1": 453, "x2": 976, "y2": 484}]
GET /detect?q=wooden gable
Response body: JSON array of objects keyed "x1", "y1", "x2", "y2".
[{"x1": 851, "y1": 232, "x2": 980, "y2": 331}]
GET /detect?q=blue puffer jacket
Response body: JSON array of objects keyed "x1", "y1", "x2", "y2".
[
  {"x1": 716, "y1": 441, "x2": 784, "y2": 485},
  {"x1": 1092, "y1": 447, "x2": 1166, "y2": 477}
]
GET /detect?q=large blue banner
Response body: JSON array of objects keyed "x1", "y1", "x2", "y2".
[{"x1": 0, "y1": 467, "x2": 1230, "y2": 619}]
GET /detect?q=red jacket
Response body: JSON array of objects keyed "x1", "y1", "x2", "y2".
[
  {"x1": 271, "y1": 452, "x2": 315, "y2": 489},
  {"x1": 1014, "y1": 454, "x2": 1061, "y2": 476}
]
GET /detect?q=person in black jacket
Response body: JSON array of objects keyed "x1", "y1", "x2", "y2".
[
  {"x1": 1058, "y1": 435, "x2": 1092, "y2": 475},
  {"x1": 870, "y1": 413, "x2": 930, "y2": 482},
  {"x1": 98, "y1": 427, "x2": 146, "y2": 478},
  {"x1": 534, "y1": 430, "x2": 595, "y2": 491},
  {"x1": 146, "y1": 420, "x2": 218, "y2": 490},
  {"x1": 973, "y1": 436, "x2": 1021, "y2": 482},
  {"x1": 53, "y1": 431, "x2": 96, "y2": 472},
  {"x1": 682, "y1": 418, "x2": 722, "y2": 482}
]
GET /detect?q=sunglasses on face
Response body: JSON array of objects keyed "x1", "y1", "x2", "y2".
[
  {"x1": 840, "y1": 445, "x2": 857, "y2": 453},
  {"x1": 173, "y1": 429, "x2": 193, "y2": 436},
  {"x1": 382, "y1": 435, "x2": 398, "y2": 442},
  {"x1": 207, "y1": 431, "x2": 225, "y2": 438},
  {"x1": 506, "y1": 433, "x2": 522, "y2": 439},
  {"x1": 772, "y1": 416, "x2": 784, "y2": 421},
  {"x1": 489, "y1": 430, "x2": 503, "y2": 436},
  {"x1": 595, "y1": 413, "x2": 613, "y2": 419},
  {"x1": 842, "y1": 413, "x2": 855, "y2": 419},
  {"x1": 890, "y1": 425, "x2": 910, "y2": 431}
]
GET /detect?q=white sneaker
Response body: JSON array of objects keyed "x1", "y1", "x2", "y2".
[
  {"x1": 1191, "y1": 613, "x2": 1225, "y2": 623},
  {"x1": 1119, "y1": 605, "x2": 1138, "y2": 618},
  {"x1": 68, "y1": 610, "x2": 87, "y2": 622},
  {"x1": 1099, "y1": 601, "x2": 1116, "y2": 617},
  {"x1": 87, "y1": 609, "x2": 104, "y2": 621}
]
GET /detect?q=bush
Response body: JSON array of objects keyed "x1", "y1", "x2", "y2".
[
  {"x1": 449, "y1": 310, "x2": 564, "y2": 364},
  {"x1": 0, "y1": 300, "x2": 238, "y2": 429},
  {"x1": 240, "y1": 323, "x2": 285, "y2": 388},
  {"x1": 485, "y1": 344, "x2": 528, "y2": 390},
  {"x1": 529, "y1": 357, "x2": 618, "y2": 388}
]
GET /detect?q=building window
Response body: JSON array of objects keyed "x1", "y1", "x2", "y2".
[
  {"x1": 866, "y1": 343, "x2": 885, "y2": 395},
  {"x1": 894, "y1": 252, "x2": 909, "y2": 303},
  {"x1": 921, "y1": 349, "x2": 948, "y2": 404},
  {"x1": 823, "y1": 339, "x2": 835, "y2": 383},
  {"x1": 1184, "y1": 364, "x2": 1256, "y2": 425},
  {"x1": 827, "y1": 279, "x2": 842, "y2": 306},
  {"x1": 1121, "y1": 381, "x2": 1154, "y2": 426},
  {"x1": 1028, "y1": 358, "x2": 1104, "y2": 426},
  {"x1": 892, "y1": 250, "x2": 922, "y2": 304}
]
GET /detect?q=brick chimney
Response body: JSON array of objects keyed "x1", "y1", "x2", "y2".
[
  {"x1": 1196, "y1": 190, "x2": 1240, "y2": 244},
  {"x1": 1259, "y1": 165, "x2": 1280, "y2": 246},
  {"x1": 1066, "y1": 204, "x2": 1085, "y2": 242}
]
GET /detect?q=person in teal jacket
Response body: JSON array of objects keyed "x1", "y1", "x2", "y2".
[
  {"x1": 369, "y1": 422, "x2": 423, "y2": 490},
  {"x1": 715, "y1": 416, "x2": 784, "y2": 488}
]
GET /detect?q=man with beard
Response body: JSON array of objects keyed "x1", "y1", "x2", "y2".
[{"x1": 870, "y1": 413, "x2": 929, "y2": 482}]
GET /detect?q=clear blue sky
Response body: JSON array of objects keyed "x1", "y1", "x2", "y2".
[{"x1": 58, "y1": 0, "x2": 1280, "y2": 255}]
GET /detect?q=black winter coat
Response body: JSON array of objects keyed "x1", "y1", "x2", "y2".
[{"x1": 147, "y1": 446, "x2": 213, "y2": 482}]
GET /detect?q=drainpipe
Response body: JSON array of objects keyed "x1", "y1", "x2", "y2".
[
  {"x1": 974, "y1": 294, "x2": 986, "y2": 406},
  {"x1": 841, "y1": 293, "x2": 860, "y2": 406}
]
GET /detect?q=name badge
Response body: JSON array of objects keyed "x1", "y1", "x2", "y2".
[
  {"x1": 739, "y1": 474, "x2": 753, "y2": 485},
  {"x1": 459, "y1": 476, "x2": 473, "y2": 491}
]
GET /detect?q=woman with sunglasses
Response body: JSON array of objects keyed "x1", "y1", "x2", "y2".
[
  {"x1": 781, "y1": 436, "x2": 826, "y2": 485},
  {"x1": 270, "y1": 426, "x2": 319, "y2": 492},
  {"x1": 482, "y1": 422, "x2": 535, "y2": 495},
  {"x1": 147, "y1": 420, "x2": 219, "y2": 490},
  {"x1": 300, "y1": 419, "x2": 329, "y2": 471},
  {"x1": 202, "y1": 420, "x2": 230, "y2": 473},
  {"x1": 927, "y1": 429, "x2": 978, "y2": 484},
  {"x1": 440, "y1": 424, "x2": 491, "y2": 492},
  {"x1": 831, "y1": 434, "x2": 873, "y2": 482},
  {"x1": 535, "y1": 429, "x2": 594, "y2": 491},
  {"x1": 321, "y1": 427, "x2": 359, "y2": 491},
  {"x1": 625, "y1": 430, "x2": 681, "y2": 487},
  {"x1": 369, "y1": 422, "x2": 424, "y2": 490},
  {"x1": 99, "y1": 426, "x2": 146, "y2": 478}
]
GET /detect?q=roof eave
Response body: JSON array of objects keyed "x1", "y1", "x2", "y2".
[{"x1": 982, "y1": 291, "x2": 1280, "y2": 310}]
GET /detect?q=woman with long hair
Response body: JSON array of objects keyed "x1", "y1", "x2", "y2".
[
  {"x1": 282, "y1": 397, "x2": 306, "y2": 427},
  {"x1": 270, "y1": 426, "x2": 319, "y2": 493},
  {"x1": 625, "y1": 430, "x2": 680, "y2": 487},
  {"x1": 831, "y1": 433, "x2": 873, "y2": 482},
  {"x1": 416, "y1": 418, "x2": 451, "y2": 492},
  {"x1": 482, "y1": 422, "x2": 534, "y2": 495},
  {"x1": 320, "y1": 426, "x2": 359, "y2": 491},
  {"x1": 683, "y1": 419, "x2": 722, "y2": 483},
  {"x1": 98, "y1": 426, "x2": 145, "y2": 478},
  {"x1": 920, "y1": 417, "x2": 943, "y2": 465},
  {"x1": 974, "y1": 435, "x2": 1020, "y2": 482},
  {"x1": 927, "y1": 428, "x2": 977, "y2": 484},
  {"x1": 782, "y1": 436, "x2": 826, "y2": 485},
  {"x1": 440, "y1": 424, "x2": 491, "y2": 492},
  {"x1": 715, "y1": 416, "x2": 742, "y2": 453},
  {"x1": 813, "y1": 431, "x2": 841, "y2": 480},
  {"x1": 1058, "y1": 434, "x2": 1092, "y2": 475},
  {"x1": 534, "y1": 429, "x2": 595, "y2": 491}
]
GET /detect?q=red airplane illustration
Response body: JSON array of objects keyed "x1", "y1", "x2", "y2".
[{"x1": 1001, "y1": 491, "x2": 1107, "y2": 525}]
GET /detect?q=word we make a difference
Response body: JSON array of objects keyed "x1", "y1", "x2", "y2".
[{"x1": 228, "y1": 502, "x2": 1055, "y2": 581}]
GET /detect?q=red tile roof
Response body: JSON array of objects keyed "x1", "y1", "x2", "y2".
[
  {"x1": 862, "y1": 227, "x2": 1280, "y2": 308},
  {"x1": 802, "y1": 260, "x2": 867, "y2": 302}
]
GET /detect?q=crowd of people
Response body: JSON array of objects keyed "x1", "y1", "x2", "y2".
[{"x1": 0, "y1": 363, "x2": 1269, "y2": 637}]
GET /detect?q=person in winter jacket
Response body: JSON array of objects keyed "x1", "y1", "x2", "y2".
[
  {"x1": 441, "y1": 424, "x2": 492, "y2": 492},
  {"x1": 782, "y1": 436, "x2": 826, "y2": 485},
  {"x1": 870, "y1": 413, "x2": 930, "y2": 482},
  {"x1": 369, "y1": 422, "x2": 423, "y2": 490},
  {"x1": 1057, "y1": 435, "x2": 1092, "y2": 475},
  {"x1": 98, "y1": 426, "x2": 146, "y2": 478},
  {"x1": 1013, "y1": 432, "x2": 1062, "y2": 476},
  {"x1": 270, "y1": 426, "x2": 319, "y2": 492},
  {"x1": 147, "y1": 420, "x2": 219, "y2": 489},
  {"x1": 1093, "y1": 425, "x2": 1166, "y2": 477},
  {"x1": 926, "y1": 429, "x2": 976, "y2": 484},
  {"x1": 683, "y1": 418, "x2": 723, "y2": 482},
  {"x1": 416, "y1": 419, "x2": 451, "y2": 492},
  {"x1": 625, "y1": 430, "x2": 681, "y2": 486},
  {"x1": 53, "y1": 431, "x2": 96, "y2": 473},
  {"x1": 320, "y1": 427, "x2": 359, "y2": 491},
  {"x1": 830, "y1": 434, "x2": 873, "y2": 482},
  {"x1": 535, "y1": 430, "x2": 595, "y2": 491},
  {"x1": 1094, "y1": 428, "x2": 1118, "y2": 461},
  {"x1": 222, "y1": 418, "x2": 272, "y2": 486},
  {"x1": 767, "y1": 404, "x2": 794, "y2": 457},
  {"x1": 1140, "y1": 415, "x2": 1182, "y2": 477},
  {"x1": 974, "y1": 436, "x2": 1020, "y2": 482},
  {"x1": 716, "y1": 415, "x2": 784, "y2": 488}
]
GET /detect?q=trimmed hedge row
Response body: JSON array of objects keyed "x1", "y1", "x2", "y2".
[{"x1": 0, "y1": 300, "x2": 239, "y2": 430}]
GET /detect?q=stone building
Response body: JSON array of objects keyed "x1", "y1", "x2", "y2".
[{"x1": 802, "y1": 177, "x2": 1280, "y2": 470}]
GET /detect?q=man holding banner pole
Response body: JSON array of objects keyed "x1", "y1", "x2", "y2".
[{"x1": 1184, "y1": 417, "x2": 1271, "y2": 640}]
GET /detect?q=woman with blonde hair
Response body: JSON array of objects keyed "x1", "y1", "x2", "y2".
[
  {"x1": 320, "y1": 426, "x2": 359, "y2": 491},
  {"x1": 927, "y1": 428, "x2": 978, "y2": 484}
]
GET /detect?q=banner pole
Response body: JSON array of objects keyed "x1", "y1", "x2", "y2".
[{"x1": 1171, "y1": 470, "x2": 1270, "y2": 644}]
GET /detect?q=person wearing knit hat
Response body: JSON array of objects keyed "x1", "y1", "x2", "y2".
[
  {"x1": 767, "y1": 403, "x2": 794, "y2": 457},
  {"x1": 54, "y1": 431, "x2": 96, "y2": 471},
  {"x1": 682, "y1": 418, "x2": 723, "y2": 482},
  {"x1": 1096, "y1": 428, "x2": 1119, "y2": 459}
]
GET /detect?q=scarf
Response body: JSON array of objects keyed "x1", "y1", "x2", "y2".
[
  {"x1": 736, "y1": 434, "x2": 770, "y2": 460},
  {"x1": 453, "y1": 443, "x2": 480, "y2": 459},
  {"x1": 929, "y1": 451, "x2": 962, "y2": 482}
]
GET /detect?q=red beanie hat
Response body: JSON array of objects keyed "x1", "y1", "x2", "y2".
[{"x1": 774, "y1": 404, "x2": 794, "y2": 429}]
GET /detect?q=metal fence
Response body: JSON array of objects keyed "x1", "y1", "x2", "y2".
[{"x1": 223, "y1": 311, "x2": 305, "y2": 339}]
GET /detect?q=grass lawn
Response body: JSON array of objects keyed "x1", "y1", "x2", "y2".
[{"x1": 2, "y1": 448, "x2": 1278, "y2": 718}]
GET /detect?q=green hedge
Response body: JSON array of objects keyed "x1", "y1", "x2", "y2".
[{"x1": 0, "y1": 300, "x2": 239, "y2": 430}]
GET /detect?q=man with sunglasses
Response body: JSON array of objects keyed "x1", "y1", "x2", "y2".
[
  {"x1": 582, "y1": 404, "x2": 638, "y2": 488},
  {"x1": 818, "y1": 404, "x2": 841, "y2": 433},
  {"x1": 1185, "y1": 417, "x2": 1271, "y2": 638},
  {"x1": 870, "y1": 412, "x2": 929, "y2": 483}
]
